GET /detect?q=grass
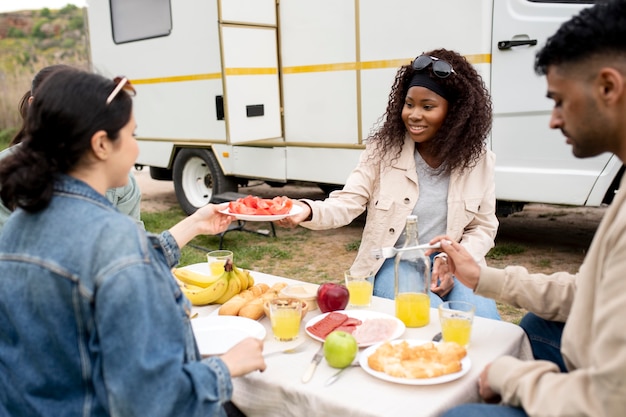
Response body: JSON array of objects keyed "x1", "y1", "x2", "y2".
[
  {"x1": 143, "y1": 208, "x2": 315, "y2": 273},
  {"x1": 487, "y1": 243, "x2": 526, "y2": 260}
]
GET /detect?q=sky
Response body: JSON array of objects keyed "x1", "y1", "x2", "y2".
[{"x1": 0, "y1": 0, "x2": 87, "y2": 13}]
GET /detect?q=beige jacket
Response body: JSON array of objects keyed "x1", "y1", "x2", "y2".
[
  {"x1": 302, "y1": 134, "x2": 498, "y2": 275},
  {"x1": 478, "y1": 173, "x2": 626, "y2": 416}
]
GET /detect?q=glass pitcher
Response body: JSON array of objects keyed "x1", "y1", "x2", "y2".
[{"x1": 394, "y1": 215, "x2": 431, "y2": 327}]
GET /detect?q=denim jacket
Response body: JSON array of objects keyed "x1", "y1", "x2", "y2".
[{"x1": 0, "y1": 175, "x2": 232, "y2": 417}]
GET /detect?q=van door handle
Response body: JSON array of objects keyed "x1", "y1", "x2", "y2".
[{"x1": 497, "y1": 39, "x2": 538, "y2": 50}]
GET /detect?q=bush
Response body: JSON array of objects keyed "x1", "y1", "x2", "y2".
[
  {"x1": 7, "y1": 27, "x2": 26, "y2": 38},
  {"x1": 68, "y1": 16, "x2": 84, "y2": 31},
  {"x1": 0, "y1": 128, "x2": 17, "y2": 151}
]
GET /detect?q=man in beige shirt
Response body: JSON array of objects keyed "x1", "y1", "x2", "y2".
[{"x1": 435, "y1": 1, "x2": 626, "y2": 416}]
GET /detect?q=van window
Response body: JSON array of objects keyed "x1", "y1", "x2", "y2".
[
  {"x1": 110, "y1": 0, "x2": 172, "y2": 44},
  {"x1": 527, "y1": 0, "x2": 595, "y2": 3}
]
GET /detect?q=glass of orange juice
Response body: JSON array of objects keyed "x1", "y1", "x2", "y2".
[
  {"x1": 344, "y1": 270, "x2": 374, "y2": 308},
  {"x1": 269, "y1": 298, "x2": 302, "y2": 341},
  {"x1": 207, "y1": 250, "x2": 233, "y2": 277},
  {"x1": 438, "y1": 301, "x2": 475, "y2": 346},
  {"x1": 395, "y1": 293, "x2": 430, "y2": 327}
]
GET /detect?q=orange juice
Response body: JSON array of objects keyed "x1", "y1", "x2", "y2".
[
  {"x1": 347, "y1": 280, "x2": 373, "y2": 307},
  {"x1": 395, "y1": 292, "x2": 430, "y2": 327},
  {"x1": 270, "y1": 309, "x2": 301, "y2": 341},
  {"x1": 441, "y1": 317, "x2": 472, "y2": 346},
  {"x1": 209, "y1": 261, "x2": 225, "y2": 277}
]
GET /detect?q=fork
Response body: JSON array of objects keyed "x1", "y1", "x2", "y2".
[
  {"x1": 371, "y1": 242, "x2": 442, "y2": 260},
  {"x1": 325, "y1": 363, "x2": 360, "y2": 386}
]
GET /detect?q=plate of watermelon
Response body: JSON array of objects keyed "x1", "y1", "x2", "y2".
[
  {"x1": 219, "y1": 195, "x2": 302, "y2": 221},
  {"x1": 305, "y1": 310, "x2": 405, "y2": 347}
]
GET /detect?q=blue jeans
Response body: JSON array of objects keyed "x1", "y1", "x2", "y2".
[
  {"x1": 520, "y1": 312, "x2": 567, "y2": 372},
  {"x1": 373, "y1": 257, "x2": 500, "y2": 320},
  {"x1": 441, "y1": 404, "x2": 528, "y2": 417},
  {"x1": 441, "y1": 313, "x2": 566, "y2": 416}
]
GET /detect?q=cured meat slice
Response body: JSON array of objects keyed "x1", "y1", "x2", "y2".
[
  {"x1": 306, "y1": 312, "x2": 349, "y2": 339},
  {"x1": 352, "y1": 318, "x2": 398, "y2": 345},
  {"x1": 335, "y1": 317, "x2": 363, "y2": 334}
]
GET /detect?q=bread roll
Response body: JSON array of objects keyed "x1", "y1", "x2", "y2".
[
  {"x1": 238, "y1": 298, "x2": 264, "y2": 320},
  {"x1": 249, "y1": 283, "x2": 270, "y2": 297},
  {"x1": 218, "y1": 291, "x2": 254, "y2": 316},
  {"x1": 269, "y1": 282, "x2": 288, "y2": 293}
]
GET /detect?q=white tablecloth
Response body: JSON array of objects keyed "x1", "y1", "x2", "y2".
[{"x1": 190, "y1": 268, "x2": 532, "y2": 417}]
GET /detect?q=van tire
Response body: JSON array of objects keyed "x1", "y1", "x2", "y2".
[{"x1": 172, "y1": 148, "x2": 237, "y2": 215}]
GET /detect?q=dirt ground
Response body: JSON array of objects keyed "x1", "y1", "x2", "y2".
[{"x1": 135, "y1": 168, "x2": 605, "y2": 321}]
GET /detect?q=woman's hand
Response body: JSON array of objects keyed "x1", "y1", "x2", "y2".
[
  {"x1": 275, "y1": 200, "x2": 311, "y2": 228},
  {"x1": 427, "y1": 236, "x2": 481, "y2": 291},
  {"x1": 430, "y1": 255, "x2": 454, "y2": 297},
  {"x1": 190, "y1": 203, "x2": 233, "y2": 235},
  {"x1": 168, "y1": 203, "x2": 233, "y2": 249},
  {"x1": 220, "y1": 337, "x2": 266, "y2": 377}
]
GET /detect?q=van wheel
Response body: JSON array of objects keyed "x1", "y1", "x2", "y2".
[{"x1": 172, "y1": 148, "x2": 237, "y2": 215}]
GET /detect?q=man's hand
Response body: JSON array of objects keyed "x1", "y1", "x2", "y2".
[{"x1": 478, "y1": 364, "x2": 502, "y2": 403}]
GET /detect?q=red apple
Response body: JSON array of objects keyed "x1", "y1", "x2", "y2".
[{"x1": 317, "y1": 283, "x2": 349, "y2": 313}]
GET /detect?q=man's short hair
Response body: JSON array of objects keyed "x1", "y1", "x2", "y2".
[{"x1": 535, "y1": 0, "x2": 626, "y2": 75}]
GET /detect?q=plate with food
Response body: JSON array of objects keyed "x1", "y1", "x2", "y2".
[
  {"x1": 191, "y1": 315, "x2": 266, "y2": 356},
  {"x1": 358, "y1": 339, "x2": 471, "y2": 385},
  {"x1": 219, "y1": 195, "x2": 303, "y2": 221},
  {"x1": 305, "y1": 310, "x2": 405, "y2": 348}
]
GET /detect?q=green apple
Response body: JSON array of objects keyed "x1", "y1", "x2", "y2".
[{"x1": 323, "y1": 331, "x2": 358, "y2": 369}]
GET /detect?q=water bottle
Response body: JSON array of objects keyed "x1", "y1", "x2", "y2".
[{"x1": 394, "y1": 215, "x2": 430, "y2": 327}]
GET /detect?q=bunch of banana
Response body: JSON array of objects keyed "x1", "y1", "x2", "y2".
[{"x1": 173, "y1": 259, "x2": 255, "y2": 306}]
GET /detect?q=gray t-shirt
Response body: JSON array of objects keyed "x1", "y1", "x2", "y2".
[{"x1": 396, "y1": 149, "x2": 450, "y2": 246}]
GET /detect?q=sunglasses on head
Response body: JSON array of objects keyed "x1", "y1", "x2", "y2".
[
  {"x1": 412, "y1": 55, "x2": 455, "y2": 78},
  {"x1": 105, "y1": 76, "x2": 136, "y2": 105}
]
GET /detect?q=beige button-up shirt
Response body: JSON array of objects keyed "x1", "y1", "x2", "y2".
[{"x1": 302, "y1": 134, "x2": 498, "y2": 276}]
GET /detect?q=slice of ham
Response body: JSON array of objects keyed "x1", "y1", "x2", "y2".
[
  {"x1": 335, "y1": 317, "x2": 363, "y2": 334},
  {"x1": 352, "y1": 318, "x2": 398, "y2": 345},
  {"x1": 306, "y1": 312, "x2": 349, "y2": 339}
]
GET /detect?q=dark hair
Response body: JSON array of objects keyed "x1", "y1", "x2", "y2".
[
  {"x1": 535, "y1": 0, "x2": 626, "y2": 75},
  {"x1": 0, "y1": 69, "x2": 133, "y2": 212},
  {"x1": 368, "y1": 48, "x2": 492, "y2": 173},
  {"x1": 10, "y1": 64, "x2": 76, "y2": 146}
]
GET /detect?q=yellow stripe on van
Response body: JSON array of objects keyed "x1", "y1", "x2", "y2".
[
  {"x1": 130, "y1": 55, "x2": 491, "y2": 84},
  {"x1": 224, "y1": 67, "x2": 278, "y2": 76},
  {"x1": 131, "y1": 73, "x2": 222, "y2": 85}
]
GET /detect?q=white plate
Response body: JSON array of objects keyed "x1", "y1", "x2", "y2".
[
  {"x1": 219, "y1": 204, "x2": 303, "y2": 221},
  {"x1": 191, "y1": 315, "x2": 266, "y2": 356},
  {"x1": 304, "y1": 310, "x2": 405, "y2": 348},
  {"x1": 359, "y1": 339, "x2": 471, "y2": 385}
]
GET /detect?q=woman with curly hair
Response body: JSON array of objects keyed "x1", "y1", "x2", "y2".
[{"x1": 279, "y1": 48, "x2": 499, "y2": 319}]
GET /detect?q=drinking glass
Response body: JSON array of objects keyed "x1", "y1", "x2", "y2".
[
  {"x1": 344, "y1": 270, "x2": 374, "y2": 307},
  {"x1": 438, "y1": 301, "x2": 475, "y2": 346},
  {"x1": 269, "y1": 298, "x2": 302, "y2": 341},
  {"x1": 207, "y1": 250, "x2": 233, "y2": 276}
]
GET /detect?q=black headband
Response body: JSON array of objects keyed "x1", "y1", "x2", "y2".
[{"x1": 408, "y1": 72, "x2": 450, "y2": 101}]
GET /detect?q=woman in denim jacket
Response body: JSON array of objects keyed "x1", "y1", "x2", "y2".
[
  {"x1": 0, "y1": 64, "x2": 143, "y2": 231},
  {"x1": 0, "y1": 69, "x2": 266, "y2": 417}
]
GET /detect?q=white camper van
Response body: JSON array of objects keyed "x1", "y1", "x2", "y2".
[{"x1": 86, "y1": 0, "x2": 619, "y2": 215}]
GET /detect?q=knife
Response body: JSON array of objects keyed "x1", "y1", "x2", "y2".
[{"x1": 301, "y1": 345, "x2": 324, "y2": 383}]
